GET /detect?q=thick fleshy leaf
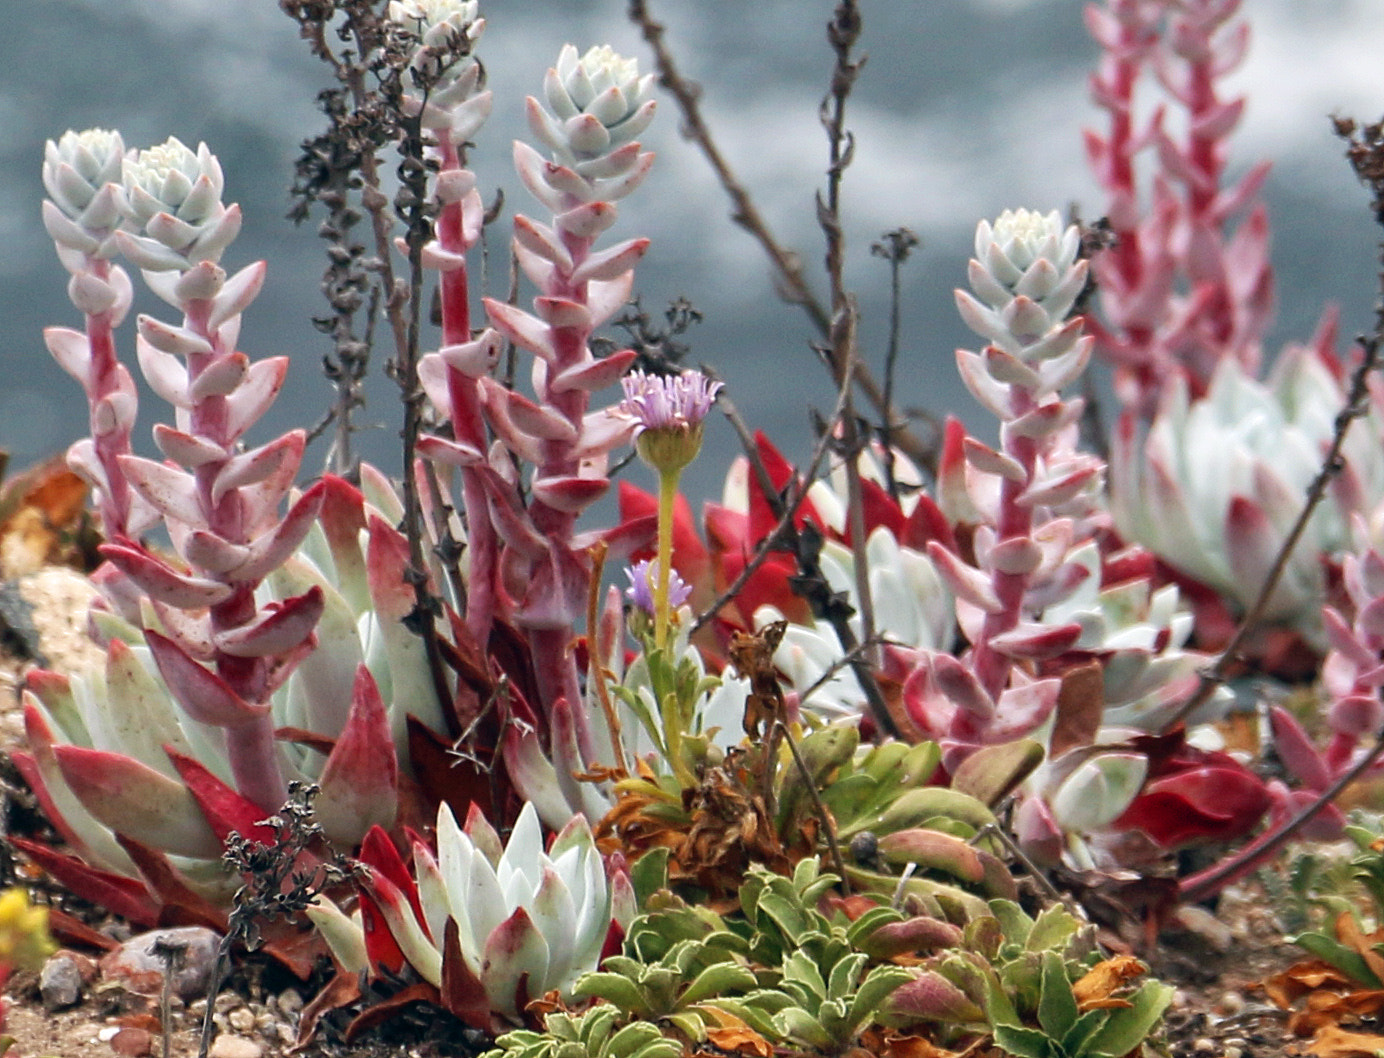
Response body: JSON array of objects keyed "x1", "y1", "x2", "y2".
[
  {"x1": 189, "y1": 352, "x2": 250, "y2": 402},
  {"x1": 226, "y1": 481, "x2": 327, "y2": 583},
  {"x1": 8, "y1": 836, "x2": 157, "y2": 927},
  {"x1": 1050, "y1": 753, "x2": 1148, "y2": 832},
  {"x1": 144, "y1": 629, "x2": 269, "y2": 726},
  {"x1": 316, "y1": 665, "x2": 399, "y2": 847},
  {"x1": 360, "y1": 865, "x2": 443, "y2": 986},
  {"x1": 987, "y1": 621, "x2": 1083, "y2": 661},
  {"x1": 43, "y1": 326, "x2": 93, "y2": 387},
  {"x1": 164, "y1": 748, "x2": 279, "y2": 845},
  {"x1": 224, "y1": 356, "x2": 290, "y2": 441},
  {"x1": 136, "y1": 314, "x2": 213, "y2": 357},
  {"x1": 53, "y1": 745, "x2": 224, "y2": 859},
  {"x1": 482, "y1": 906, "x2": 549, "y2": 1020},
  {"x1": 925, "y1": 542, "x2": 1003, "y2": 614},
  {"x1": 483, "y1": 298, "x2": 555, "y2": 362},
  {"x1": 211, "y1": 430, "x2": 305, "y2": 506},
  {"x1": 100, "y1": 638, "x2": 192, "y2": 774},
  {"x1": 99, "y1": 542, "x2": 233, "y2": 609},
  {"x1": 152, "y1": 425, "x2": 226, "y2": 467},
  {"x1": 119, "y1": 456, "x2": 205, "y2": 527},
  {"x1": 208, "y1": 260, "x2": 267, "y2": 330},
  {"x1": 570, "y1": 237, "x2": 649, "y2": 286},
  {"x1": 213, "y1": 586, "x2": 324, "y2": 658}
]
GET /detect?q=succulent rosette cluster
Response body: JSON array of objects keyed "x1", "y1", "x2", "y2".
[
  {"x1": 21, "y1": 135, "x2": 453, "y2": 914},
  {"x1": 1110, "y1": 322, "x2": 1384, "y2": 636},
  {"x1": 312, "y1": 802, "x2": 630, "y2": 1027},
  {"x1": 387, "y1": 0, "x2": 492, "y2": 139}
]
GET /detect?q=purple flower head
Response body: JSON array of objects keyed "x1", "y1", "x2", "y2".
[
  {"x1": 625, "y1": 559, "x2": 691, "y2": 615},
  {"x1": 620, "y1": 369, "x2": 722, "y2": 433},
  {"x1": 620, "y1": 369, "x2": 722, "y2": 473}
]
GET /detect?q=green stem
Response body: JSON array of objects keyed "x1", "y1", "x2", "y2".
[{"x1": 654, "y1": 465, "x2": 682, "y2": 651}]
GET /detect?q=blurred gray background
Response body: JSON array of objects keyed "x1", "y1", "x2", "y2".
[{"x1": 5, "y1": 0, "x2": 1383, "y2": 509}]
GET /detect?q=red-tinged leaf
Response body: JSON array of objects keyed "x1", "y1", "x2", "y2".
[
  {"x1": 144, "y1": 629, "x2": 267, "y2": 726},
  {"x1": 930, "y1": 653, "x2": 995, "y2": 721},
  {"x1": 511, "y1": 214, "x2": 573, "y2": 270},
  {"x1": 716, "y1": 550, "x2": 812, "y2": 628},
  {"x1": 481, "y1": 906, "x2": 547, "y2": 1018},
  {"x1": 901, "y1": 494, "x2": 958, "y2": 554},
  {"x1": 357, "y1": 888, "x2": 406, "y2": 977},
  {"x1": 1225, "y1": 496, "x2": 1280, "y2": 595},
  {"x1": 1116, "y1": 764, "x2": 1271, "y2": 848},
  {"x1": 163, "y1": 748, "x2": 278, "y2": 846},
  {"x1": 1269, "y1": 706, "x2": 1332, "y2": 791},
  {"x1": 987, "y1": 621, "x2": 1083, "y2": 661},
  {"x1": 114, "y1": 836, "x2": 228, "y2": 932},
  {"x1": 46, "y1": 907, "x2": 121, "y2": 952},
  {"x1": 9, "y1": 836, "x2": 159, "y2": 927},
  {"x1": 317, "y1": 475, "x2": 368, "y2": 601},
  {"x1": 747, "y1": 432, "x2": 810, "y2": 540},
  {"x1": 294, "y1": 969, "x2": 362, "y2": 1051},
  {"x1": 926, "y1": 541, "x2": 1003, "y2": 614},
  {"x1": 530, "y1": 474, "x2": 608, "y2": 514},
  {"x1": 343, "y1": 982, "x2": 441, "y2": 1043},
  {"x1": 550, "y1": 347, "x2": 637, "y2": 394},
  {"x1": 365, "y1": 513, "x2": 418, "y2": 623},
  {"x1": 359, "y1": 827, "x2": 420, "y2": 912},
  {"x1": 570, "y1": 236, "x2": 649, "y2": 286},
  {"x1": 152, "y1": 424, "x2": 225, "y2": 467},
  {"x1": 317, "y1": 666, "x2": 399, "y2": 848},
  {"x1": 210, "y1": 429, "x2": 306, "y2": 506},
  {"x1": 208, "y1": 260, "x2": 267, "y2": 330},
  {"x1": 54, "y1": 746, "x2": 223, "y2": 859},
  {"x1": 417, "y1": 434, "x2": 486, "y2": 469},
  {"x1": 99, "y1": 541, "x2": 233, "y2": 609},
  {"x1": 189, "y1": 352, "x2": 250, "y2": 402},
  {"x1": 118, "y1": 455, "x2": 204, "y2": 526},
  {"x1": 213, "y1": 587, "x2": 324, "y2": 658},
  {"x1": 440, "y1": 917, "x2": 495, "y2": 1031},
  {"x1": 224, "y1": 356, "x2": 289, "y2": 442},
  {"x1": 853, "y1": 477, "x2": 907, "y2": 541},
  {"x1": 483, "y1": 298, "x2": 555, "y2": 362},
  {"x1": 229, "y1": 480, "x2": 327, "y2": 584}
]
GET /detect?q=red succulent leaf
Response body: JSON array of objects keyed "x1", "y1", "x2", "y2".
[
  {"x1": 9, "y1": 836, "x2": 159, "y2": 927},
  {"x1": 901, "y1": 493, "x2": 958, "y2": 553},
  {"x1": 356, "y1": 888, "x2": 406, "y2": 977},
  {"x1": 440, "y1": 917, "x2": 495, "y2": 1031},
  {"x1": 316, "y1": 665, "x2": 399, "y2": 847},
  {"x1": 163, "y1": 747, "x2": 280, "y2": 846},
  {"x1": 853, "y1": 477, "x2": 906, "y2": 542},
  {"x1": 114, "y1": 835, "x2": 228, "y2": 932},
  {"x1": 617, "y1": 481, "x2": 710, "y2": 592},
  {"x1": 358, "y1": 827, "x2": 424, "y2": 925},
  {"x1": 1114, "y1": 763, "x2": 1271, "y2": 848}
]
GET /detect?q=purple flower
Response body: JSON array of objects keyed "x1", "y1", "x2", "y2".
[
  {"x1": 620, "y1": 369, "x2": 722, "y2": 474},
  {"x1": 625, "y1": 559, "x2": 690, "y2": 615},
  {"x1": 619, "y1": 369, "x2": 722, "y2": 434}
]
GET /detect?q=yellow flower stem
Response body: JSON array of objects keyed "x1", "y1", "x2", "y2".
[{"x1": 653, "y1": 465, "x2": 682, "y2": 652}]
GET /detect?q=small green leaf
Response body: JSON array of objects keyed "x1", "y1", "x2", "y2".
[
  {"x1": 605, "y1": 1022, "x2": 667, "y2": 1058},
  {"x1": 846, "y1": 965, "x2": 914, "y2": 1028},
  {"x1": 1083, "y1": 980, "x2": 1174, "y2": 1058},
  {"x1": 774, "y1": 1006, "x2": 834, "y2": 1050},
  {"x1": 1026, "y1": 904, "x2": 1081, "y2": 953},
  {"x1": 993, "y1": 1023, "x2": 1058, "y2": 1058},
  {"x1": 1293, "y1": 930, "x2": 1383, "y2": 987},
  {"x1": 990, "y1": 899, "x2": 1035, "y2": 948},
  {"x1": 630, "y1": 848, "x2": 671, "y2": 909},
  {"x1": 573, "y1": 972, "x2": 651, "y2": 1018},
  {"x1": 1036, "y1": 950, "x2": 1078, "y2": 1041},
  {"x1": 679, "y1": 961, "x2": 758, "y2": 1007},
  {"x1": 1061, "y1": 1008, "x2": 1111, "y2": 1057}
]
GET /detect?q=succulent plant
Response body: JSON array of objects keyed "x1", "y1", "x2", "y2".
[
  {"x1": 484, "y1": 1004, "x2": 682, "y2": 1058},
  {"x1": 317, "y1": 801, "x2": 629, "y2": 1027}
]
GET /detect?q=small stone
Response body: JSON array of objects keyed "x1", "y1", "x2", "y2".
[
  {"x1": 1216, "y1": 992, "x2": 1245, "y2": 1017},
  {"x1": 1193, "y1": 1039, "x2": 1216, "y2": 1054},
  {"x1": 98, "y1": 1027, "x2": 121, "y2": 1043},
  {"x1": 110, "y1": 1027, "x2": 153, "y2": 1057},
  {"x1": 40, "y1": 950, "x2": 91, "y2": 1010},
  {"x1": 213, "y1": 991, "x2": 240, "y2": 1014},
  {"x1": 188, "y1": 999, "x2": 209, "y2": 1016},
  {"x1": 1223, "y1": 1047, "x2": 1243, "y2": 1058},
  {"x1": 227, "y1": 1007, "x2": 255, "y2": 1033},
  {"x1": 276, "y1": 987, "x2": 303, "y2": 1017},
  {"x1": 208, "y1": 1035, "x2": 262, "y2": 1058},
  {"x1": 254, "y1": 1012, "x2": 277, "y2": 1033},
  {"x1": 99, "y1": 927, "x2": 221, "y2": 999}
]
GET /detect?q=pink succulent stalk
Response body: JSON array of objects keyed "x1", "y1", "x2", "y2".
[
  {"x1": 41, "y1": 130, "x2": 147, "y2": 545},
  {"x1": 474, "y1": 44, "x2": 655, "y2": 757},
  {"x1": 915, "y1": 211, "x2": 1097, "y2": 760},
  {"x1": 99, "y1": 138, "x2": 326, "y2": 812},
  {"x1": 393, "y1": 0, "x2": 504, "y2": 646},
  {"x1": 1085, "y1": 0, "x2": 1273, "y2": 416}
]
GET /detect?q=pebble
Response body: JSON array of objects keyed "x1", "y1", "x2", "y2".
[
  {"x1": 276, "y1": 986, "x2": 303, "y2": 1017},
  {"x1": 227, "y1": 1007, "x2": 256, "y2": 1033},
  {"x1": 99, "y1": 927, "x2": 221, "y2": 998},
  {"x1": 1192, "y1": 1039, "x2": 1217, "y2": 1054},
  {"x1": 40, "y1": 949, "x2": 92, "y2": 1010},
  {"x1": 109, "y1": 1027, "x2": 153, "y2": 1057},
  {"x1": 1216, "y1": 991, "x2": 1245, "y2": 1017},
  {"x1": 208, "y1": 1035, "x2": 262, "y2": 1058}
]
